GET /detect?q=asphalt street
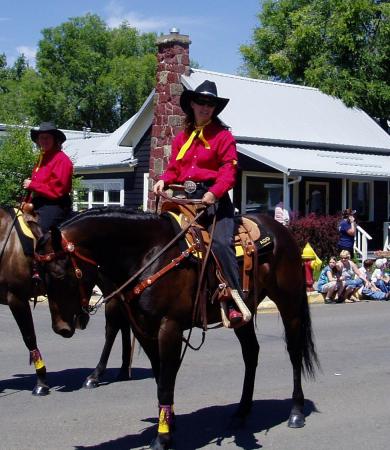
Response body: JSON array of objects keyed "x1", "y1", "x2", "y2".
[{"x1": 1, "y1": 300, "x2": 390, "y2": 450}]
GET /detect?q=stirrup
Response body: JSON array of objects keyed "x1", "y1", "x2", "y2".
[{"x1": 220, "y1": 289, "x2": 252, "y2": 328}]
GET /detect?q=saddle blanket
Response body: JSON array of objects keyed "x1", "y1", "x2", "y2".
[{"x1": 6, "y1": 208, "x2": 35, "y2": 256}]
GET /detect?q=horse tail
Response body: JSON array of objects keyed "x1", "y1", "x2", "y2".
[{"x1": 299, "y1": 267, "x2": 320, "y2": 379}]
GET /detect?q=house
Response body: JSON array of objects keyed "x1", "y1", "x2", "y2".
[
  {"x1": 63, "y1": 89, "x2": 157, "y2": 211},
  {"x1": 16, "y1": 30, "x2": 389, "y2": 251},
  {"x1": 66, "y1": 30, "x2": 389, "y2": 249}
]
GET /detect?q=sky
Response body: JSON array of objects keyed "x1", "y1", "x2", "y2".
[{"x1": 0, "y1": 0, "x2": 261, "y2": 75}]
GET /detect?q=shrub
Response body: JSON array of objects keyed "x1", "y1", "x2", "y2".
[
  {"x1": 289, "y1": 213, "x2": 339, "y2": 261},
  {"x1": 0, "y1": 125, "x2": 35, "y2": 206}
]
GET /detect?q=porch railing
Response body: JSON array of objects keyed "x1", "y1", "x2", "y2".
[
  {"x1": 354, "y1": 225, "x2": 372, "y2": 261},
  {"x1": 383, "y1": 222, "x2": 390, "y2": 251}
]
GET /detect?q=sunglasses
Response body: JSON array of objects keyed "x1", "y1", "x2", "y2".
[{"x1": 193, "y1": 98, "x2": 216, "y2": 107}]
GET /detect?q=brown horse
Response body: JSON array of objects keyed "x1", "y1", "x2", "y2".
[
  {"x1": 0, "y1": 206, "x2": 132, "y2": 394},
  {"x1": 36, "y1": 207, "x2": 319, "y2": 450},
  {"x1": 0, "y1": 206, "x2": 49, "y2": 395}
]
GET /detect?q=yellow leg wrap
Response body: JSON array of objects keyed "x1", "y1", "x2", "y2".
[
  {"x1": 30, "y1": 349, "x2": 46, "y2": 371},
  {"x1": 158, "y1": 404, "x2": 173, "y2": 434},
  {"x1": 34, "y1": 358, "x2": 45, "y2": 370}
]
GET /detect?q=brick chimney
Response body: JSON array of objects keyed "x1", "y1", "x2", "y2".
[{"x1": 147, "y1": 28, "x2": 191, "y2": 211}]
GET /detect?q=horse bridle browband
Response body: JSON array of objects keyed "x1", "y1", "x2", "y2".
[{"x1": 35, "y1": 232, "x2": 98, "y2": 311}]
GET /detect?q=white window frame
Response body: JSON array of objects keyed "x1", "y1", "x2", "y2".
[
  {"x1": 348, "y1": 179, "x2": 374, "y2": 221},
  {"x1": 74, "y1": 178, "x2": 124, "y2": 211},
  {"x1": 143, "y1": 172, "x2": 149, "y2": 211},
  {"x1": 388, "y1": 180, "x2": 390, "y2": 220}
]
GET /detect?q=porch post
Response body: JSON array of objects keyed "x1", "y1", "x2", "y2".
[
  {"x1": 342, "y1": 178, "x2": 347, "y2": 210},
  {"x1": 283, "y1": 173, "x2": 289, "y2": 210}
]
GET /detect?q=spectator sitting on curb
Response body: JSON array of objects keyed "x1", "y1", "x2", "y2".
[
  {"x1": 317, "y1": 256, "x2": 345, "y2": 304},
  {"x1": 338, "y1": 250, "x2": 369, "y2": 302},
  {"x1": 372, "y1": 258, "x2": 390, "y2": 294},
  {"x1": 358, "y1": 259, "x2": 390, "y2": 301}
]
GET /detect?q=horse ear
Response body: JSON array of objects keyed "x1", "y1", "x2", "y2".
[
  {"x1": 25, "y1": 215, "x2": 44, "y2": 240},
  {"x1": 50, "y1": 226, "x2": 63, "y2": 252}
]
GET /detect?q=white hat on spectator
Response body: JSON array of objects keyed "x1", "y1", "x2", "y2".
[{"x1": 375, "y1": 258, "x2": 387, "y2": 269}]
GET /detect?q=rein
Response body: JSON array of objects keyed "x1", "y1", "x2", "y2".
[
  {"x1": 0, "y1": 200, "x2": 25, "y2": 266},
  {"x1": 102, "y1": 196, "x2": 206, "y2": 304}
]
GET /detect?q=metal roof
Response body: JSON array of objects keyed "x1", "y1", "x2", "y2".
[
  {"x1": 63, "y1": 116, "x2": 138, "y2": 171},
  {"x1": 181, "y1": 70, "x2": 390, "y2": 153},
  {"x1": 237, "y1": 143, "x2": 390, "y2": 180}
]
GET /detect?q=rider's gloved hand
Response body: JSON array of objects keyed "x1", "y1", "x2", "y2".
[
  {"x1": 202, "y1": 191, "x2": 216, "y2": 205},
  {"x1": 153, "y1": 180, "x2": 165, "y2": 195}
]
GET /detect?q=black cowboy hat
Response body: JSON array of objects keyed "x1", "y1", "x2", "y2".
[
  {"x1": 30, "y1": 122, "x2": 66, "y2": 144},
  {"x1": 180, "y1": 80, "x2": 229, "y2": 117}
]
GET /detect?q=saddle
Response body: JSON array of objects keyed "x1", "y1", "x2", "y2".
[{"x1": 161, "y1": 200, "x2": 273, "y2": 296}]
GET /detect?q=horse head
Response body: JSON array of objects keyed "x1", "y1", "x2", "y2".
[{"x1": 35, "y1": 226, "x2": 97, "y2": 337}]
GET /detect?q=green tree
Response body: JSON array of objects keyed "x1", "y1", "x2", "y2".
[
  {"x1": 0, "y1": 53, "x2": 9, "y2": 94},
  {"x1": 33, "y1": 14, "x2": 157, "y2": 132},
  {"x1": 0, "y1": 14, "x2": 157, "y2": 132},
  {"x1": 0, "y1": 126, "x2": 36, "y2": 206},
  {"x1": 240, "y1": 0, "x2": 390, "y2": 128},
  {"x1": 0, "y1": 53, "x2": 43, "y2": 124}
]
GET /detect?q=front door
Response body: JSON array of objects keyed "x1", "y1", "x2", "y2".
[{"x1": 305, "y1": 182, "x2": 329, "y2": 215}]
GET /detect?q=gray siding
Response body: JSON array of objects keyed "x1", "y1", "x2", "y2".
[{"x1": 124, "y1": 127, "x2": 152, "y2": 209}]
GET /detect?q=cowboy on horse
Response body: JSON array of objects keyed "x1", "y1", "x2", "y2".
[
  {"x1": 23, "y1": 122, "x2": 73, "y2": 284},
  {"x1": 153, "y1": 80, "x2": 249, "y2": 328}
]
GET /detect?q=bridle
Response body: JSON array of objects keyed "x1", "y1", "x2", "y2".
[
  {"x1": 34, "y1": 196, "x2": 209, "y2": 326},
  {"x1": 35, "y1": 232, "x2": 98, "y2": 312}
]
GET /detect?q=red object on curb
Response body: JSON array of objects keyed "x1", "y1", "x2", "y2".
[{"x1": 303, "y1": 260, "x2": 315, "y2": 292}]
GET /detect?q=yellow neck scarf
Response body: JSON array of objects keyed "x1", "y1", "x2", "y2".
[
  {"x1": 176, "y1": 121, "x2": 211, "y2": 160},
  {"x1": 34, "y1": 151, "x2": 44, "y2": 172}
]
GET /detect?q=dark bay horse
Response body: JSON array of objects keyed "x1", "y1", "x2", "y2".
[
  {"x1": 0, "y1": 206, "x2": 132, "y2": 394},
  {"x1": 0, "y1": 206, "x2": 49, "y2": 395},
  {"x1": 36, "y1": 207, "x2": 319, "y2": 450}
]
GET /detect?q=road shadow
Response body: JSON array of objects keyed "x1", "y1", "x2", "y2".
[
  {"x1": 74, "y1": 398, "x2": 318, "y2": 450},
  {"x1": 0, "y1": 366, "x2": 153, "y2": 394}
]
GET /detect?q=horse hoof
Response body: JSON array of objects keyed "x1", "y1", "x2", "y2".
[
  {"x1": 32, "y1": 385, "x2": 50, "y2": 396},
  {"x1": 288, "y1": 412, "x2": 305, "y2": 428},
  {"x1": 83, "y1": 378, "x2": 99, "y2": 389},
  {"x1": 150, "y1": 434, "x2": 172, "y2": 450}
]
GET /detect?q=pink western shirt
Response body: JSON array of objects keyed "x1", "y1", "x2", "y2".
[
  {"x1": 160, "y1": 121, "x2": 238, "y2": 199},
  {"x1": 28, "y1": 149, "x2": 73, "y2": 200}
]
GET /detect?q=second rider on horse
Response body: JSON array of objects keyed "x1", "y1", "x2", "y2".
[
  {"x1": 23, "y1": 122, "x2": 73, "y2": 285},
  {"x1": 153, "y1": 80, "x2": 245, "y2": 326}
]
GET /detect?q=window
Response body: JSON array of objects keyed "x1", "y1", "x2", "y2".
[
  {"x1": 242, "y1": 172, "x2": 290, "y2": 215},
  {"x1": 349, "y1": 180, "x2": 373, "y2": 221},
  {"x1": 74, "y1": 179, "x2": 124, "y2": 211}
]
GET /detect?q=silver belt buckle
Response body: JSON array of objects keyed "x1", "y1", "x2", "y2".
[{"x1": 184, "y1": 180, "x2": 197, "y2": 194}]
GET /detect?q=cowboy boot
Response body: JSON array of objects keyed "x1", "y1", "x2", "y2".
[{"x1": 227, "y1": 300, "x2": 243, "y2": 325}]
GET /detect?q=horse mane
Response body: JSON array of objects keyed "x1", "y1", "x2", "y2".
[{"x1": 60, "y1": 207, "x2": 159, "y2": 229}]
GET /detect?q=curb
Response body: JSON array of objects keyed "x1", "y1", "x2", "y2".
[
  {"x1": 37, "y1": 292, "x2": 325, "y2": 310},
  {"x1": 258, "y1": 291, "x2": 324, "y2": 312}
]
